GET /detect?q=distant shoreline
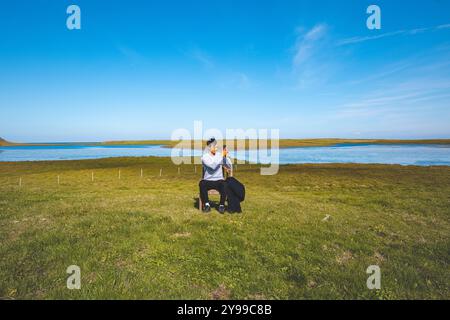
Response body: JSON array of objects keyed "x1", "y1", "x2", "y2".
[{"x1": 1, "y1": 138, "x2": 450, "y2": 149}]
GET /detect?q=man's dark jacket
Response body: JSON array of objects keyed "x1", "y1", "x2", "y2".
[{"x1": 226, "y1": 177, "x2": 245, "y2": 213}]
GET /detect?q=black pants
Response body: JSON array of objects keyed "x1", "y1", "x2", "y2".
[{"x1": 199, "y1": 180, "x2": 226, "y2": 206}]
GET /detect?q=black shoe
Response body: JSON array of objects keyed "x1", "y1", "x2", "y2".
[
  {"x1": 203, "y1": 203, "x2": 211, "y2": 213},
  {"x1": 218, "y1": 205, "x2": 225, "y2": 214}
]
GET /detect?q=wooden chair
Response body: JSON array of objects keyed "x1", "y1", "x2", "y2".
[{"x1": 198, "y1": 166, "x2": 233, "y2": 211}]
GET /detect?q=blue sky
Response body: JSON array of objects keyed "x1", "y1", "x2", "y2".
[{"x1": 1, "y1": 0, "x2": 449, "y2": 142}]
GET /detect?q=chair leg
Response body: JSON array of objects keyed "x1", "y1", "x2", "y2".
[{"x1": 199, "y1": 196, "x2": 202, "y2": 211}]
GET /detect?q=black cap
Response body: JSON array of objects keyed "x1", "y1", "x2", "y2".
[{"x1": 206, "y1": 137, "x2": 216, "y2": 146}]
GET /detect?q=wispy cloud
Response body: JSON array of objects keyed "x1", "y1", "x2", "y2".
[
  {"x1": 185, "y1": 46, "x2": 252, "y2": 90},
  {"x1": 336, "y1": 78, "x2": 450, "y2": 120},
  {"x1": 337, "y1": 23, "x2": 450, "y2": 46},
  {"x1": 329, "y1": 40, "x2": 450, "y2": 125},
  {"x1": 291, "y1": 24, "x2": 336, "y2": 89},
  {"x1": 293, "y1": 24, "x2": 327, "y2": 68},
  {"x1": 117, "y1": 45, "x2": 146, "y2": 65},
  {"x1": 236, "y1": 72, "x2": 251, "y2": 89},
  {"x1": 337, "y1": 30, "x2": 404, "y2": 46},
  {"x1": 218, "y1": 72, "x2": 253, "y2": 90},
  {"x1": 341, "y1": 89, "x2": 450, "y2": 110},
  {"x1": 437, "y1": 23, "x2": 450, "y2": 30},
  {"x1": 188, "y1": 48, "x2": 214, "y2": 70}
]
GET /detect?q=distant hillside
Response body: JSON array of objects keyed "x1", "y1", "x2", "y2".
[
  {"x1": 0, "y1": 137, "x2": 10, "y2": 146},
  {"x1": 102, "y1": 138, "x2": 450, "y2": 149},
  {"x1": 2, "y1": 138, "x2": 450, "y2": 148}
]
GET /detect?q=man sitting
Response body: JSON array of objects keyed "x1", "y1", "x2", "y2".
[{"x1": 199, "y1": 137, "x2": 232, "y2": 213}]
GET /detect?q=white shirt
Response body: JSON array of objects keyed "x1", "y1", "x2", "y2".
[{"x1": 202, "y1": 152, "x2": 232, "y2": 181}]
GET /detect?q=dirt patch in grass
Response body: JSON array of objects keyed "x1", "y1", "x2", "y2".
[
  {"x1": 210, "y1": 284, "x2": 231, "y2": 300},
  {"x1": 171, "y1": 232, "x2": 191, "y2": 239},
  {"x1": 336, "y1": 250, "x2": 354, "y2": 265}
]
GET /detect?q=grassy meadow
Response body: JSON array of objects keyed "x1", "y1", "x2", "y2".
[{"x1": 0, "y1": 156, "x2": 449, "y2": 299}]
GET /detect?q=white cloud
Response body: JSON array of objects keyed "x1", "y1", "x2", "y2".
[
  {"x1": 335, "y1": 78, "x2": 450, "y2": 120},
  {"x1": 290, "y1": 24, "x2": 336, "y2": 89},
  {"x1": 188, "y1": 48, "x2": 214, "y2": 69},
  {"x1": 436, "y1": 23, "x2": 450, "y2": 30},
  {"x1": 117, "y1": 45, "x2": 145, "y2": 65},
  {"x1": 237, "y1": 72, "x2": 251, "y2": 89},
  {"x1": 337, "y1": 30, "x2": 405, "y2": 46},
  {"x1": 218, "y1": 72, "x2": 252, "y2": 90},
  {"x1": 337, "y1": 23, "x2": 450, "y2": 46},
  {"x1": 293, "y1": 24, "x2": 327, "y2": 68}
]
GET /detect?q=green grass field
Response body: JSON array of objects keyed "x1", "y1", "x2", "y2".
[{"x1": 0, "y1": 157, "x2": 449, "y2": 299}]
